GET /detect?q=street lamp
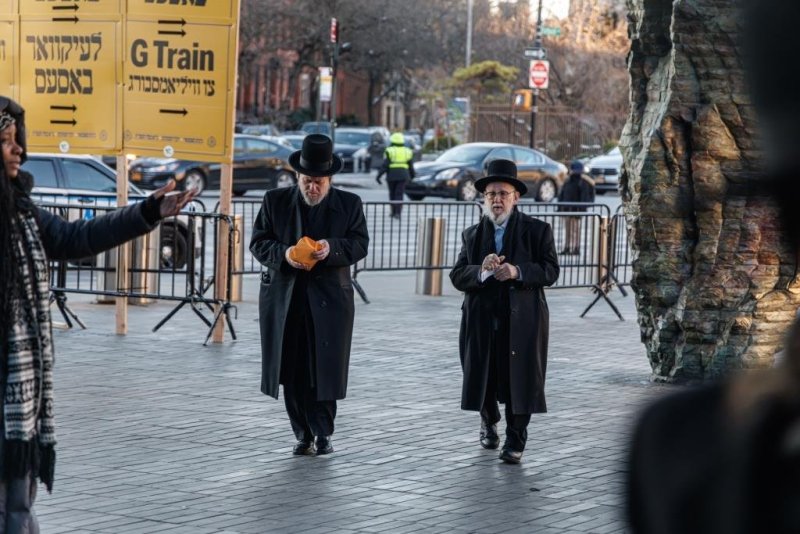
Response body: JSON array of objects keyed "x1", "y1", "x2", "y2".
[{"x1": 530, "y1": 0, "x2": 543, "y2": 150}]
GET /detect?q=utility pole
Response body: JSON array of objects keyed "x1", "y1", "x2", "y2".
[
  {"x1": 330, "y1": 18, "x2": 339, "y2": 145},
  {"x1": 466, "y1": 0, "x2": 473, "y2": 67},
  {"x1": 530, "y1": 0, "x2": 543, "y2": 150}
]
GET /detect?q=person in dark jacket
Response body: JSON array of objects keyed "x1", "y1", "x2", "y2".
[
  {"x1": 375, "y1": 132, "x2": 415, "y2": 219},
  {"x1": 250, "y1": 134, "x2": 369, "y2": 457},
  {"x1": 0, "y1": 96, "x2": 194, "y2": 533},
  {"x1": 450, "y1": 159, "x2": 560, "y2": 464},
  {"x1": 557, "y1": 160, "x2": 595, "y2": 255}
]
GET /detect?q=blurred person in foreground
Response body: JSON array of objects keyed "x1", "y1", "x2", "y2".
[
  {"x1": 450, "y1": 159, "x2": 559, "y2": 464},
  {"x1": 0, "y1": 96, "x2": 194, "y2": 532},
  {"x1": 556, "y1": 160, "x2": 595, "y2": 255},
  {"x1": 627, "y1": 1, "x2": 800, "y2": 532},
  {"x1": 375, "y1": 132, "x2": 415, "y2": 219},
  {"x1": 250, "y1": 134, "x2": 369, "y2": 457}
]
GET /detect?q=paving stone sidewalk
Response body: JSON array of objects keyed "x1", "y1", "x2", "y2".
[{"x1": 38, "y1": 271, "x2": 671, "y2": 534}]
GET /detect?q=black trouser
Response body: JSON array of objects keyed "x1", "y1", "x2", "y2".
[
  {"x1": 284, "y1": 382, "x2": 336, "y2": 442},
  {"x1": 281, "y1": 291, "x2": 336, "y2": 442},
  {"x1": 387, "y1": 180, "x2": 406, "y2": 215},
  {"x1": 479, "y1": 319, "x2": 531, "y2": 452}
]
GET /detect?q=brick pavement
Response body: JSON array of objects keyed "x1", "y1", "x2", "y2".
[{"x1": 38, "y1": 271, "x2": 671, "y2": 533}]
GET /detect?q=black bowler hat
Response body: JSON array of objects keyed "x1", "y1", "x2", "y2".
[
  {"x1": 475, "y1": 159, "x2": 527, "y2": 195},
  {"x1": 288, "y1": 134, "x2": 343, "y2": 177}
]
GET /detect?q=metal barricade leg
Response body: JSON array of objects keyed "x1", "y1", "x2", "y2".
[{"x1": 352, "y1": 269, "x2": 370, "y2": 304}]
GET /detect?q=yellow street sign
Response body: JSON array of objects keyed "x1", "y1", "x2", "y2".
[
  {"x1": 123, "y1": 18, "x2": 236, "y2": 161},
  {"x1": 20, "y1": 0, "x2": 121, "y2": 16},
  {"x1": 0, "y1": 17, "x2": 15, "y2": 99},
  {"x1": 19, "y1": 17, "x2": 121, "y2": 153},
  {"x1": 127, "y1": 0, "x2": 236, "y2": 23},
  {"x1": 0, "y1": 1, "x2": 16, "y2": 15}
]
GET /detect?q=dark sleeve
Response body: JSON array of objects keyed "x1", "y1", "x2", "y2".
[
  {"x1": 408, "y1": 158, "x2": 416, "y2": 179},
  {"x1": 515, "y1": 223, "x2": 560, "y2": 288},
  {"x1": 376, "y1": 151, "x2": 390, "y2": 179},
  {"x1": 36, "y1": 203, "x2": 156, "y2": 261},
  {"x1": 249, "y1": 195, "x2": 291, "y2": 272},
  {"x1": 582, "y1": 177, "x2": 596, "y2": 203},
  {"x1": 320, "y1": 196, "x2": 369, "y2": 267},
  {"x1": 449, "y1": 232, "x2": 483, "y2": 292}
]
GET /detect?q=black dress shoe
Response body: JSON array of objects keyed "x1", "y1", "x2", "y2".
[
  {"x1": 315, "y1": 436, "x2": 334, "y2": 455},
  {"x1": 292, "y1": 440, "x2": 315, "y2": 456},
  {"x1": 499, "y1": 447, "x2": 523, "y2": 464},
  {"x1": 480, "y1": 421, "x2": 500, "y2": 450}
]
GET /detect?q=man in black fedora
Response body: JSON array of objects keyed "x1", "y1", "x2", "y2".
[
  {"x1": 250, "y1": 134, "x2": 369, "y2": 456},
  {"x1": 450, "y1": 159, "x2": 560, "y2": 464}
]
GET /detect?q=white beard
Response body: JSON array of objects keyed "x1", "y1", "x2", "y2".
[
  {"x1": 483, "y1": 202, "x2": 512, "y2": 225},
  {"x1": 300, "y1": 189, "x2": 328, "y2": 207}
]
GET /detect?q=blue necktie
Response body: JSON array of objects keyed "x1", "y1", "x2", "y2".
[{"x1": 495, "y1": 226, "x2": 504, "y2": 253}]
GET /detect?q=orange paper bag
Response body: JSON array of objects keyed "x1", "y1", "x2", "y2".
[{"x1": 289, "y1": 236, "x2": 323, "y2": 268}]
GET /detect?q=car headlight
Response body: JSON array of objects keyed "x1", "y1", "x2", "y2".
[
  {"x1": 435, "y1": 168, "x2": 461, "y2": 181},
  {"x1": 148, "y1": 160, "x2": 180, "y2": 172}
]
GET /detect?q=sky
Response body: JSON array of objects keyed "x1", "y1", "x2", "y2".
[{"x1": 538, "y1": 0, "x2": 570, "y2": 19}]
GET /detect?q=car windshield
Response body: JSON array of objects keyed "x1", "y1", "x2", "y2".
[
  {"x1": 335, "y1": 131, "x2": 371, "y2": 146},
  {"x1": 436, "y1": 145, "x2": 492, "y2": 165}
]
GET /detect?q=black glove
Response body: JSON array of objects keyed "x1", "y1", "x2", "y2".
[{"x1": 375, "y1": 176, "x2": 383, "y2": 185}]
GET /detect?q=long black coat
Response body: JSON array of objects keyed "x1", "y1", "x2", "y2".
[
  {"x1": 450, "y1": 210, "x2": 559, "y2": 414},
  {"x1": 250, "y1": 186, "x2": 369, "y2": 400}
]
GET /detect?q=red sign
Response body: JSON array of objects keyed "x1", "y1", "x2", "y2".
[
  {"x1": 330, "y1": 18, "x2": 338, "y2": 43},
  {"x1": 529, "y1": 60, "x2": 550, "y2": 89}
]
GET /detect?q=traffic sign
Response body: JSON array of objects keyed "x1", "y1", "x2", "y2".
[
  {"x1": 127, "y1": 0, "x2": 236, "y2": 22},
  {"x1": 541, "y1": 27, "x2": 561, "y2": 37},
  {"x1": 529, "y1": 60, "x2": 550, "y2": 90},
  {"x1": 19, "y1": 17, "x2": 122, "y2": 153},
  {"x1": 123, "y1": 16, "x2": 238, "y2": 161},
  {"x1": 330, "y1": 17, "x2": 338, "y2": 43},
  {"x1": 20, "y1": 0, "x2": 121, "y2": 16},
  {"x1": 0, "y1": 16, "x2": 14, "y2": 98},
  {"x1": 319, "y1": 66, "x2": 332, "y2": 102},
  {"x1": 0, "y1": 1, "x2": 15, "y2": 15},
  {"x1": 524, "y1": 47, "x2": 547, "y2": 60}
]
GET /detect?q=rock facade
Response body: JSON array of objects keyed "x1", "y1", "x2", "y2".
[{"x1": 620, "y1": 0, "x2": 800, "y2": 381}]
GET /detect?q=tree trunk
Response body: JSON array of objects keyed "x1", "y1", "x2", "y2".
[{"x1": 620, "y1": 0, "x2": 800, "y2": 382}]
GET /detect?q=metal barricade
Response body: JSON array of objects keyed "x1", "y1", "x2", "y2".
[{"x1": 38, "y1": 201, "x2": 236, "y2": 343}]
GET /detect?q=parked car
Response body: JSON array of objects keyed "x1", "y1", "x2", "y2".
[
  {"x1": 585, "y1": 146, "x2": 622, "y2": 195},
  {"x1": 334, "y1": 128, "x2": 387, "y2": 172},
  {"x1": 283, "y1": 133, "x2": 306, "y2": 150},
  {"x1": 300, "y1": 121, "x2": 333, "y2": 136},
  {"x1": 128, "y1": 134, "x2": 295, "y2": 196},
  {"x1": 405, "y1": 142, "x2": 567, "y2": 202},
  {"x1": 241, "y1": 124, "x2": 281, "y2": 137},
  {"x1": 23, "y1": 153, "x2": 197, "y2": 268}
]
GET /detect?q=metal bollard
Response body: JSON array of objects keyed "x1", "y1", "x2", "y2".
[
  {"x1": 230, "y1": 214, "x2": 244, "y2": 302},
  {"x1": 130, "y1": 228, "x2": 160, "y2": 305},
  {"x1": 415, "y1": 217, "x2": 447, "y2": 296}
]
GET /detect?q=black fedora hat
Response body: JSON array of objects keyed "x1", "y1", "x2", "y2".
[
  {"x1": 474, "y1": 159, "x2": 527, "y2": 195},
  {"x1": 288, "y1": 134, "x2": 343, "y2": 177}
]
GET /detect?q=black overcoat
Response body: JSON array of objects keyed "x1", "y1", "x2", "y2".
[
  {"x1": 449, "y1": 210, "x2": 559, "y2": 414},
  {"x1": 250, "y1": 186, "x2": 369, "y2": 400}
]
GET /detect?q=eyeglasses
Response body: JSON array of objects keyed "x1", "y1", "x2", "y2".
[{"x1": 484, "y1": 191, "x2": 514, "y2": 199}]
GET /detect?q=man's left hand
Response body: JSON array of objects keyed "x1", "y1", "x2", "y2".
[
  {"x1": 312, "y1": 239, "x2": 330, "y2": 261},
  {"x1": 153, "y1": 180, "x2": 197, "y2": 218},
  {"x1": 494, "y1": 263, "x2": 518, "y2": 281}
]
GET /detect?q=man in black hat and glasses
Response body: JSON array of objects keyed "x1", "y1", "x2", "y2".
[
  {"x1": 251, "y1": 134, "x2": 369, "y2": 456},
  {"x1": 450, "y1": 159, "x2": 560, "y2": 464}
]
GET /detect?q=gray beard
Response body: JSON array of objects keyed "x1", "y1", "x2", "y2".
[
  {"x1": 300, "y1": 189, "x2": 328, "y2": 207},
  {"x1": 484, "y1": 204, "x2": 511, "y2": 225}
]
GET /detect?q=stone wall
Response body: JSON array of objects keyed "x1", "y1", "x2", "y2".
[{"x1": 620, "y1": 0, "x2": 800, "y2": 381}]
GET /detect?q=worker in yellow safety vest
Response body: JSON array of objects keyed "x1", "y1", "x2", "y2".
[{"x1": 376, "y1": 132, "x2": 416, "y2": 219}]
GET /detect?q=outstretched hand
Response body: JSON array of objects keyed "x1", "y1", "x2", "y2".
[{"x1": 153, "y1": 180, "x2": 197, "y2": 218}]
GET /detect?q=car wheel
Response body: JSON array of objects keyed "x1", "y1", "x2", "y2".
[
  {"x1": 183, "y1": 170, "x2": 206, "y2": 194},
  {"x1": 595, "y1": 189, "x2": 606, "y2": 196},
  {"x1": 406, "y1": 193, "x2": 425, "y2": 201},
  {"x1": 536, "y1": 178, "x2": 557, "y2": 202},
  {"x1": 276, "y1": 170, "x2": 296, "y2": 188},
  {"x1": 159, "y1": 223, "x2": 187, "y2": 270},
  {"x1": 458, "y1": 178, "x2": 479, "y2": 202}
]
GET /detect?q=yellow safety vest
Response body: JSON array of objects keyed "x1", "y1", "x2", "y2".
[{"x1": 386, "y1": 145, "x2": 413, "y2": 168}]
